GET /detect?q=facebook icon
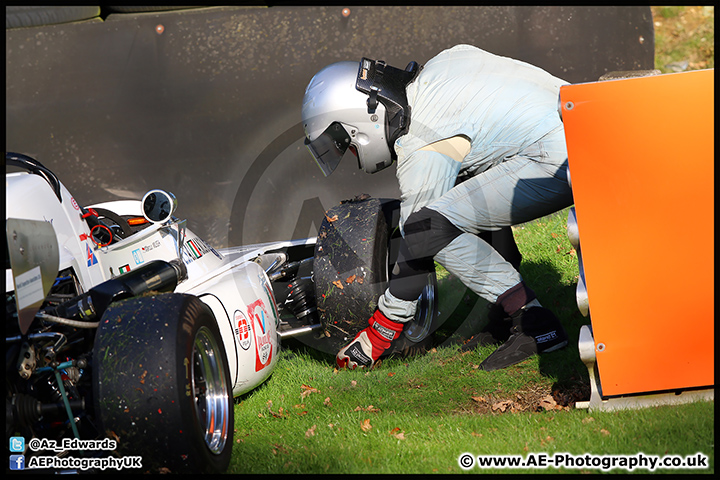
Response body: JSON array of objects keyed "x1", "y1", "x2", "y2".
[{"x1": 10, "y1": 454, "x2": 25, "y2": 470}]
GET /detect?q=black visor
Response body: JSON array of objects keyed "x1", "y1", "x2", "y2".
[{"x1": 304, "y1": 122, "x2": 352, "y2": 177}]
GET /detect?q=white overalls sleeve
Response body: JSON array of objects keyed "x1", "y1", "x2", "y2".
[{"x1": 395, "y1": 148, "x2": 462, "y2": 234}]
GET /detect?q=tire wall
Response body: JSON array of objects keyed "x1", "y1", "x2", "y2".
[{"x1": 5, "y1": 6, "x2": 654, "y2": 248}]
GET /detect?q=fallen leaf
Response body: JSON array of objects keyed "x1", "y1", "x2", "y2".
[
  {"x1": 326, "y1": 214, "x2": 338, "y2": 222},
  {"x1": 350, "y1": 380, "x2": 357, "y2": 387},
  {"x1": 471, "y1": 396, "x2": 487, "y2": 403},
  {"x1": 272, "y1": 443, "x2": 290, "y2": 455},
  {"x1": 305, "y1": 425, "x2": 317, "y2": 438},
  {"x1": 301, "y1": 384, "x2": 319, "y2": 400},
  {"x1": 332, "y1": 280, "x2": 344, "y2": 290},
  {"x1": 346, "y1": 275, "x2": 356, "y2": 284},
  {"x1": 354, "y1": 405, "x2": 380, "y2": 413},
  {"x1": 582, "y1": 417, "x2": 595, "y2": 424},
  {"x1": 492, "y1": 400, "x2": 515, "y2": 412},
  {"x1": 357, "y1": 277, "x2": 364, "y2": 284},
  {"x1": 538, "y1": 394, "x2": 557, "y2": 411},
  {"x1": 600, "y1": 428, "x2": 610, "y2": 436},
  {"x1": 266, "y1": 400, "x2": 286, "y2": 418},
  {"x1": 361, "y1": 419, "x2": 372, "y2": 432},
  {"x1": 389, "y1": 429, "x2": 406, "y2": 440}
]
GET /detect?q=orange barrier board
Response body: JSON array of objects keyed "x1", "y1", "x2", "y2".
[{"x1": 560, "y1": 70, "x2": 714, "y2": 396}]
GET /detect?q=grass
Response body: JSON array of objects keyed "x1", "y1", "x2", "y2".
[
  {"x1": 652, "y1": 6, "x2": 714, "y2": 72},
  {"x1": 226, "y1": 7, "x2": 714, "y2": 474},
  {"x1": 228, "y1": 207, "x2": 714, "y2": 474}
]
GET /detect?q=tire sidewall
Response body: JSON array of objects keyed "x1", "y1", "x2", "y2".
[
  {"x1": 174, "y1": 296, "x2": 233, "y2": 473},
  {"x1": 93, "y1": 293, "x2": 232, "y2": 473}
]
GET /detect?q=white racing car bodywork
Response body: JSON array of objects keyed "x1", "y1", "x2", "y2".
[
  {"x1": 6, "y1": 169, "x2": 306, "y2": 397},
  {"x1": 5, "y1": 154, "x2": 334, "y2": 473},
  {"x1": 6, "y1": 152, "x2": 438, "y2": 473}
]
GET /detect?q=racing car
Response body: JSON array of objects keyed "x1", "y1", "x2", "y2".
[{"x1": 5, "y1": 152, "x2": 439, "y2": 473}]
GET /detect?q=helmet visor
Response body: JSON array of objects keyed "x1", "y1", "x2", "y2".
[{"x1": 304, "y1": 122, "x2": 352, "y2": 177}]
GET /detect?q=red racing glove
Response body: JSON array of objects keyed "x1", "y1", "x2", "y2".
[{"x1": 336, "y1": 309, "x2": 404, "y2": 369}]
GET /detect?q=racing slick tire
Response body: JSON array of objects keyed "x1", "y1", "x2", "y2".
[
  {"x1": 313, "y1": 195, "x2": 439, "y2": 356},
  {"x1": 93, "y1": 293, "x2": 233, "y2": 474}
]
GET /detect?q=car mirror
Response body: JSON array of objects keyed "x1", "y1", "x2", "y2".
[{"x1": 142, "y1": 189, "x2": 177, "y2": 224}]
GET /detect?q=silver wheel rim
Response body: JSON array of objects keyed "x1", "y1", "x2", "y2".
[
  {"x1": 192, "y1": 326, "x2": 230, "y2": 454},
  {"x1": 403, "y1": 272, "x2": 436, "y2": 342}
]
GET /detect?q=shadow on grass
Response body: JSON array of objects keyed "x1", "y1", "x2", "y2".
[
  {"x1": 429, "y1": 256, "x2": 591, "y2": 407},
  {"x1": 278, "y1": 255, "x2": 592, "y2": 408},
  {"x1": 520, "y1": 257, "x2": 592, "y2": 406}
]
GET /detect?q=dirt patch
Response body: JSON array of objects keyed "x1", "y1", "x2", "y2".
[
  {"x1": 651, "y1": 6, "x2": 714, "y2": 71},
  {"x1": 457, "y1": 380, "x2": 590, "y2": 415}
]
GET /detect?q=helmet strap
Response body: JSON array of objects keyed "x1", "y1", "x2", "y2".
[{"x1": 356, "y1": 58, "x2": 422, "y2": 150}]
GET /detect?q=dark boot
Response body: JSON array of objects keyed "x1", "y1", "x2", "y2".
[
  {"x1": 460, "y1": 303, "x2": 512, "y2": 352},
  {"x1": 479, "y1": 307, "x2": 567, "y2": 371}
]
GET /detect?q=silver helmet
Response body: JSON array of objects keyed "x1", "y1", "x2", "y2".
[{"x1": 302, "y1": 61, "x2": 393, "y2": 176}]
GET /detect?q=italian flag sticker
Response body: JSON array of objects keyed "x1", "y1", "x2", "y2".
[{"x1": 186, "y1": 239, "x2": 203, "y2": 259}]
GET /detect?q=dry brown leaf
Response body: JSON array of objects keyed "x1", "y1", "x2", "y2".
[
  {"x1": 300, "y1": 384, "x2": 319, "y2": 400},
  {"x1": 332, "y1": 280, "x2": 344, "y2": 290},
  {"x1": 354, "y1": 405, "x2": 380, "y2": 413},
  {"x1": 266, "y1": 400, "x2": 286, "y2": 418},
  {"x1": 360, "y1": 419, "x2": 372, "y2": 432},
  {"x1": 346, "y1": 275, "x2": 356, "y2": 284},
  {"x1": 471, "y1": 396, "x2": 487, "y2": 403},
  {"x1": 600, "y1": 428, "x2": 611, "y2": 436},
  {"x1": 305, "y1": 425, "x2": 317, "y2": 438},
  {"x1": 326, "y1": 214, "x2": 338, "y2": 222},
  {"x1": 492, "y1": 400, "x2": 515, "y2": 412},
  {"x1": 538, "y1": 394, "x2": 557, "y2": 411},
  {"x1": 323, "y1": 397, "x2": 332, "y2": 407}
]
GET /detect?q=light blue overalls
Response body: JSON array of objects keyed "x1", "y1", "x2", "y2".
[{"x1": 378, "y1": 44, "x2": 574, "y2": 321}]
